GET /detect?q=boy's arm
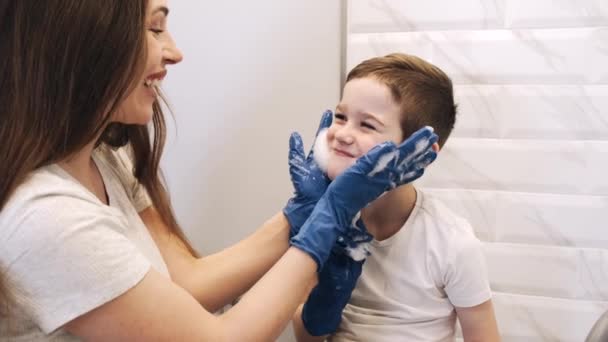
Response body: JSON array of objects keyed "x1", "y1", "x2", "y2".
[
  {"x1": 456, "y1": 299, "x2": 500, "y2": 342},
  {"x1": 293, "y1": 305, "x2": 328, "y2": 342}
]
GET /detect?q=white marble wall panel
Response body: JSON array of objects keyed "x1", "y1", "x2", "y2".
[
  {"x1": 506, "y1": 0, "x2": 608, "y2": 29},
  {"x1": 484, "y1": 244, "x2": 608, "y2": 300},
  {"x1": 348, "y1": 0, "x2": 608, "y2": 32},
  {"x1": 348, "y1": 0, "x2": 505, "y2": 32},
  {"x1": 493, "y1": 293, "x2": 608, "y2": 341},
  {"x1": 418, "y1": 139, "x2": 608, "y2": 195},
  {"x1": 348, "y1": 28, "x2": 608, "y2": 84},
  {"x1": 453, "y1": 85, "x2": 608, "y2": 140},
  {"x1": 424, "y1": 190, "x2": 608, "y2": 249}
]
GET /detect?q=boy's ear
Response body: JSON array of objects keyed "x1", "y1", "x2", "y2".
[{"x1": 432, "y1": 142, "x2": 440, "y2": 153}]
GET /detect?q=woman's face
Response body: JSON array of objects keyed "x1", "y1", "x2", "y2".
[{"x1": 112, "y1": 0, "x2": 183, "y2": 125}]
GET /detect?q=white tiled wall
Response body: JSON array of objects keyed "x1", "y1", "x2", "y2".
[{"x1": 346, "y1": 1, "x2": 608, "y2": 340}]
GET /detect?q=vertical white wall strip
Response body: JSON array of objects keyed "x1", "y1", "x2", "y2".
[
  {"x1": 340, "y1": 0, "x2": 348, "y2": 92},
  {"x1": 346, "y1": 1, "x2": 608, "y2": 340},
  {"x1": 163, "y1": 2, "x2": 342, "y2": 341}
]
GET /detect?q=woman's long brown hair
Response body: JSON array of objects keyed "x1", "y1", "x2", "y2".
[{"x1": 0, "y1": 0, "x2": 197, "y2": 316}]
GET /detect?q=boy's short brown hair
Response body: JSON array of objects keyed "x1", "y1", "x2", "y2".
[{"x1": 346, "y1": 53, "x2": 457, "y2": 147}]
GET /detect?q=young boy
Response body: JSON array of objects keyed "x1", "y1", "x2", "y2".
[{"x1": 293, "y1": 53, "x2": 500, "y2": 341}]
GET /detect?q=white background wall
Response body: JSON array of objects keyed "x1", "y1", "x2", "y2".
[{"x1": 161, "y1": 1, "x2": 342, "y2": 341}]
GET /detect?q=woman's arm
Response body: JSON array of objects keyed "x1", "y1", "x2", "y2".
[
  {"x1": 65, "y1": 247, "x2": 318, "y2": 341},
  {"x1": 141, "y1": 207, "x2": 290, "y2": 312},
  {"x1": 456, "y1": 299, "x2": 501, "y2": 342}
]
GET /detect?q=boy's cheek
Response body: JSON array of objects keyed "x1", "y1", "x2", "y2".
[
  {"x1": 327, "y1": 165, "x2": 341, "y2": 181},
  {"x1": 327, "y1": 157, "x2": 356, "y2": 180}
]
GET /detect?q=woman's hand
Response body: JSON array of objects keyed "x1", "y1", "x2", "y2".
[
  {"x1": 283, "y1": 110, "x2": 333, "y2": 237},
  {"x1": 290, "y1": 126, "x2": 439, "y2": 269}
]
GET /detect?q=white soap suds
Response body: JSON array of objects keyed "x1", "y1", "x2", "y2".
[
  {"x1": 368, "y1": 150, "x2": 398, "y2": 177},
  {"x1": 313, "y1": 129, "x2": 330, "y2": 172},
  {"x1": 346, "y1": 242, "x2": 370, "y2": 261},
  {"x1": 397, "y1": 135, "x2": 432, "y2": 169},
  {"x1": 345, "y1": 212, "x2": 371, "y2": 261}
]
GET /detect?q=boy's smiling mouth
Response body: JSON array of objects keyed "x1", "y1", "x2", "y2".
[{"x1": 332, "y1": 148, "x2": 356, "y2": 158}]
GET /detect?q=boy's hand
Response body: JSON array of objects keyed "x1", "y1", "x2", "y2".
[{"x1": 283, "y1": 110, "x2": 333, "y2": 237}]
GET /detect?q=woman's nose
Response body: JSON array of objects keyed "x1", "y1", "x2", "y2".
[{"x1": 163, "y1": 33, "x2": 184, "y2": 65}]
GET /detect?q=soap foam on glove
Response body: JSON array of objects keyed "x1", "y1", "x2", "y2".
[{"x1": 312, "y1": 129, "x2": 330, "y2": 173}]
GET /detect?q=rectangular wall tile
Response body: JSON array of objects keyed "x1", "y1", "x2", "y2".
[
  {"x1": 506, "y1": 0, "x2": 608, "y2": 29},
  {"x1": 453, "y1": 85, "x2": 608, "y2": 140},
  {"x1": 348, "y1": 28, "x2": 608, "y2": 84},
  {"x1": 423, "y1": 189, "x2": 608, "y2": 249},
  {"x1": 493, "y1": 293, "x2": 608, "y2": 341},
  {"x1": 349, "y1": 0, "x2": 504, "y2": 32},
  {"x1": 484, "y1": 244, "x2": 608, "y2": 301},
  {"x1": 417, "y1": 139, "x2": 608, "y2": 196}
]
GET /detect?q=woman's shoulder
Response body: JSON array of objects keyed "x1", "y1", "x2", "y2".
[
  {"x1": 5, "y1": 164, "x2": 99, "y2": 210},
  {"x1": 0, "y1": 164, "x2": 116, "y2": 242}
]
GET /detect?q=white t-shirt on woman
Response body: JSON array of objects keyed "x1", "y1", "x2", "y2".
[{"x1": 0, "y1": 145, "x2": 169, "y2": 341}]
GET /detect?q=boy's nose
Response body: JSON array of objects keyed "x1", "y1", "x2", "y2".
[{"x1": 334, "y1": 125, "x2": 355, "y2": 145}]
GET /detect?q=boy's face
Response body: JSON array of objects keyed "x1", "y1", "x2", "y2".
[{"x1": 326, "y1": 77, "x2": 404, "y2": 180}]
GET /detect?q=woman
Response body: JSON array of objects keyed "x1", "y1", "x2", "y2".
[{"x1": 0, "y1": 0, "x2": 437, "y2": 340}]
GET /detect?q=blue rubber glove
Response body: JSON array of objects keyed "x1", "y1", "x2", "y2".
[
  {"x1": 301, "y1": 218, "x2": 372, "y2": 336},
  {"x1": 283, "y1": 110, "x2": 333, "y2": 237},
  {"x1": 290, "y1": 126, "x2": 438, "y2": 269}
]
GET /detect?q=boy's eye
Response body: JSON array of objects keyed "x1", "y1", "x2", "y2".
[
  {"x1": 362, "y1": 122, "x2": 377, "y2": 131},
  {"x1": 334, "y1": 113, "x2": 347, "y2": 121}
]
